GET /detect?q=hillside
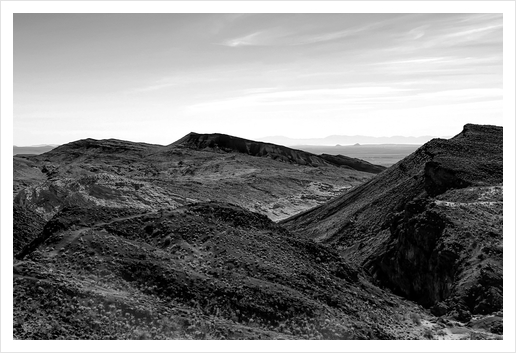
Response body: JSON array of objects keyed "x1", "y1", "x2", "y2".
[
  {"x1": 14, "y1": 202, "x2": 493, "y2": 340},
  {"x1": 171, "y1": 132, "x2": 386, "y2": 173},
  {"x1": 14, "y1": 135, "x2": 377, "y2": 222},
  {"x1": 13, "y1": 204, "x2": 46, "y2": 255},
  {"x1": 281, "y1": 124, "x2": 503, "y2": 323},
  {"x1": 12, "y1": 126, "x2": 504, "y2": 340}
]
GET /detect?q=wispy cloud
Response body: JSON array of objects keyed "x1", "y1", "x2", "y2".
[
  {"x1": 408, "y1": 25, "x2": 428, "y2": 40},
  {"x1": 379, "y1": 57, "x2": 452, "y2": 65},
  {"x1": 416, "y1": 88, "x2": 502, "y2": 101},
  {"x1": 218, "y1": 18, "x2": 391, "y2": 47},
  {"x1": 221, "y1": 31, "x2": 268, "y2": 47},
  {"x1": 186, "y1": 86, "x2": 412, "y2": 112},
  {"x1": 186, "y1": 84, "x2": 502, "y2": 114},
  {"x1": 447, "y1": 23, "x2": 502, "y2": 38},
  {"x1": 289, "y1": 27, "x2": 370, "y2": 46},
  {"x1": 132, "y1": 82, "x2": 178, "y2": 93},
  {"x1": 370, "y1": 55, "x2": 502, "y2": 79}
]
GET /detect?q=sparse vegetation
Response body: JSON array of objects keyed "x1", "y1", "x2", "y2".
[
  {"x1": 13, "y1": 125, "x2": 503, "y2": 340},
  {"x1": 422, "y1": 328, "x2": 434, "y2": 339},
  {"x1": 409, "y1": 313, "x2": 422, "y2": 326}
]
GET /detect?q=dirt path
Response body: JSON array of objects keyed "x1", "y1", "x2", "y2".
[
  {"x1": 92, "y1": 211, "x2": 157, "y2": 228},
  {"x1": 45, "y1": 209, "x2": 175, "y2": 257}
]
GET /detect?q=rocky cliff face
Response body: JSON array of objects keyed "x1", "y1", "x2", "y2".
[{"x1": 364, "y1": 185, "x2": 503, "y2": 321}]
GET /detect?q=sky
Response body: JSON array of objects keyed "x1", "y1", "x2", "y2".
[{"x1": 13, "y1": 13, "x2": 503, "y2": 146}]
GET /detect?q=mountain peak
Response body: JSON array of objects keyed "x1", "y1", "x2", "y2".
[
  {"x1": 169, "y1": 132, "x2": 386, "y2": 172},
  {"x1": 170, "y1": 132, "x2": 334, "y2": 167}
]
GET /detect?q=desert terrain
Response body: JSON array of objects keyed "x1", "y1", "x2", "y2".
[{"x1": 13, "y1": 124, "x2": 503, "y2": 340}]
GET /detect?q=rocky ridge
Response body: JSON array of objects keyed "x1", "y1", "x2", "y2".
[
  {"x1": 171, "y1": 132, "x2": 387, "y2": 172},
  {"x1": 281, "y1": 124, "x2": 503, "y2": 324}
]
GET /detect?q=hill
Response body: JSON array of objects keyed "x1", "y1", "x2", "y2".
[
  {"x1": 14, "y1": 135, "x2": 378, "y2": 222},
  {"x1": 15, "y1": 202, "x2": 489, "y2": 340},
  {"x1": 171, "y1": 132, "x2": 386, "y2": 173},
  {"x1": 281, "y1": 124, "x2": 503, "y2": 322}
]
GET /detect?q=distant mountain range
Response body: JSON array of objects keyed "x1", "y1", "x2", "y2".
[
  {"x1": 13, "y1": 135, "x2": 450, "y2": 156},
  {"x1": 257, "y1": 135, "x2": 450, "y2": 146},
  {"x1": 13, "y1": 145, "x2": 58, "y2": 156}
]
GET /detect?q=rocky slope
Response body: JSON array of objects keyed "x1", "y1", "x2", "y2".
[
  {"x1": 12, "y1": 126, "x2": 503, "y2": 340},
  {"x1": 15, "y1": 202, "x2": 499, "y2": 340},
  {"x1": 171, "y1": 132, "x2": 387, "y2": 172},
  {"x1": 13, "y1": 204, "x2": 46, "y2": 255},
  {"x1": 13, "y1": 156, "x2": 47, "y2": 198},
  {"x1": 14, "y1": 136, "x2": 378, "y2": 221},
  {"x1": 282, "y1": 124, "x2": 503, "y2": 325}
]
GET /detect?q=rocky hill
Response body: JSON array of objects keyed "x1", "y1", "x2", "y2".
[
  {"x1": 14, "y1": 135, "x2": 377, "y2": 222},
  {"x1": 15, "y1": 202, "x2": 492, "y2": 340},
  {"x1": 32, "y1": 138, "x2": 161, "y2": 164},
  {"x1": 171, "y1": 132, "x2": 386, "y2": 173},
  {"x1": 281, "y1": 124, "x2": 503, "y2": 324}
]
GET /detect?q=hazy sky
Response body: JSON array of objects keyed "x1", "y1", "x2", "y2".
[{"x1": 14, "y1": 13, "x2": 503, "y2": 145}]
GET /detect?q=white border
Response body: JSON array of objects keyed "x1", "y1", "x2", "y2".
[{"x1": 2, "y1": 1, "x2": 515, "y2": 352}]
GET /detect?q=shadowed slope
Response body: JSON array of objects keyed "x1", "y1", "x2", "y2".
[
  {"x1": 282, "y1": 124, "x2": 502, "y2": 243},
  {"x1": 281, "y1": 124, "x2": 503, "y2": 321}
]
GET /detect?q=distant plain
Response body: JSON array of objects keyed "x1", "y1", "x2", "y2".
[{"x1": 294, "y1": 144, "x2": 421, "y2": 167}]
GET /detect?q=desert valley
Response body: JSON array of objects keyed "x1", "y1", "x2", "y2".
[{"x1": 12, "y1": 123, "x2": 503, "y2": 340}]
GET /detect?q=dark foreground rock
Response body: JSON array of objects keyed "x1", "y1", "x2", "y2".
[{"x1": 15, "y1": 202, "x2": 444, "y2": 340}]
